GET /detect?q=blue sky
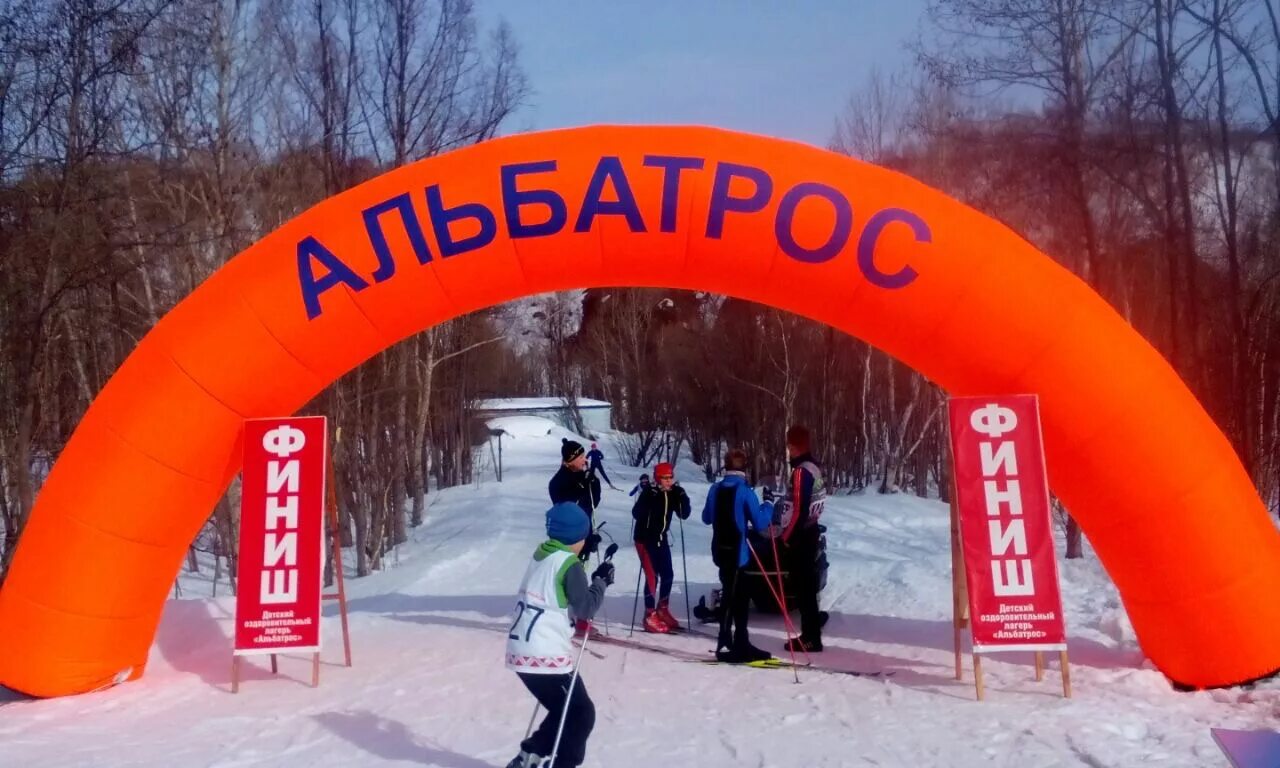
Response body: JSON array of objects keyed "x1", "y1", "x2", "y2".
[{"x1": 478, "y1": 3, "x2": 929, "y2": 148}]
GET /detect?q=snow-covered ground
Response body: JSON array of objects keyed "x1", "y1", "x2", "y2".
[{"x1": 2, "y1": 415, "x2": 1277, "y2": 767}]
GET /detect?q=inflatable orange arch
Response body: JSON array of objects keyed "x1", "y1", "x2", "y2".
[{"x1": 1, "y1": 126, "x2": 1277, "y2": 697}]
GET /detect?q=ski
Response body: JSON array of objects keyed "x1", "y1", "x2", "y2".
[
  {"x1": 593, "y1": 633, "x2": 891, "y2": 679},
  {"x1": 654, "y1": 625, "x2": 716, "y2": 639},
  {"x1": 692, "y1": 656, "x2": 895, "y2": 678},
  {"x1": 590, "y1": 634, "x2": 708, "y2": 662},
  {"x1": 698, "y1": 657, "x2": 792, "y2": 670}
]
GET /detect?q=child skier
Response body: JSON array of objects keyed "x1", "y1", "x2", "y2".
[
  {"x1": 631, "y1": 462, "x2": 691, "y2": 632},
  {"x1": 506, "y1": 502, "x2": 615, "y2": 768}
]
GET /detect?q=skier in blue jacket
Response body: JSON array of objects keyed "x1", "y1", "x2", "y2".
[
  {"x1": 702, "y1": 448, "x2": 775, "y2": 663},
  {"x1": 585, "y1": 442, "x2": 615, "y2": 489},
  {"x1": 628, "y1": 473, "x2": 650, "y2": 497}
]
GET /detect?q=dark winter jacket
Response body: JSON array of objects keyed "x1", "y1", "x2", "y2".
[
  {"x1": 587, "y1": 448, "x2": 606, "y2": 468},
  {"x1": 701, "y1": 473, "x2": 773, "y2": 568},
  {"x1": 781, "y1": 452, "x2": 824, "y2": 544},
  {"x1": 631, "y1": 486, "x2": 691, "y2": 545},
  {"x1": 549, "y1": 465, "x2": 602, "y2": 523}
]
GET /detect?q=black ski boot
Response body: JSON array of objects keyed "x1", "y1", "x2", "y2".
[
  {"x1": 784, "y1": 635, "x2": 823, "y2": 653},
  {"x1": 715, "y1": 644, "x2": 754, "y2": 663}
]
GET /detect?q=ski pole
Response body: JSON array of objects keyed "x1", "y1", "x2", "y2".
[
  {"x1": 628, "y1": 518, "x2": 643, "y2": 637},
  {"x1": 746, "y1": 539, "x2": 803, "y2": 682},
  {"x1": 549, "y1": 544, "x2": 615, "y2": 767},
  {"x1": 767, "y1": 537, "x2": 808, "y2": 670},
  {"x1": 548, "y1": 622, "x2": 591, "y2": 768},
  {"x1": 766, "y1": 526, "x2": 812, "y2": 666},
  {"x1": 587, "y1": 471, "x2": 608, "y2": 636},
  {"x1": 527, "y1": 547, "x2": 618, "y2": 748},
  {"x1": 523, "y1": 703, "x2": 539, "y2": 740},
  {"x1": 677, "y1": 515, "x2": 692, "y2": 631}
]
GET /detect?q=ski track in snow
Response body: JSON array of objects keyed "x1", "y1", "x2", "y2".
[{"x1": 2, "y1": 415, "x2": 1276, "y2": 767}]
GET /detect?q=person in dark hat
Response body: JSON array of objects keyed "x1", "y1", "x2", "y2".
[{"x1": 549, "y1": 438, "x2": 602, "y2": 561}]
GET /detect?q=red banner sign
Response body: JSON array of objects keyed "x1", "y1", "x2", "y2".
[
  {"x1": 949, "y1": 396, "x2": 1066, "y2": 652},
  {"x1": 234, "y1": 417, "x2": 327, "y2": 655}
]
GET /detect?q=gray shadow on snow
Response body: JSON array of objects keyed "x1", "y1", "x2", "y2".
[
  {"x1": 155, "y1": 599, "x2": 332, "y2": 691},
  {"x1": 357, "y1": 591, "x2": 967, "y2": 693},
  {"x1": 0, "y1": 684, "x2": 32, "y2": 706},
  {"x1": 347, "y1": 590, "x2": 1141, "y2": 682},
  {"x1": 153, "y1": 598, "x2": 236, "y2": 689},
  {"x1": 345, "y1": 583, "x2": 720, "y2": 623},
  {"x1": 822, "y1": 611, "x2": 1144, "y2": 672},
  {"x1": 313, "y1": 710, "x2": 498, "y2": 767}
]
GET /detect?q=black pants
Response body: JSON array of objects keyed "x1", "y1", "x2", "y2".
[
  {"x1": 590, "y1": 461, "x2": 611, "y2": 485},
  {"x1": 716, "y1": 564, "x2": 752, "y2": 651},
  {"x1": 636, "y1": 539, "x2": 674, "y2": 610},
  {"x1": 518, "y1": 671, "x2": 595, "y2": 767},
  {"x1": 787, "y1": 528, "x2": 822, "y2": 639}
]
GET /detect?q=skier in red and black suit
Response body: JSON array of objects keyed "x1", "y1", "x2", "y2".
[
  {"x1": 778, "y1": 424, "x2": 828, "y2": 652},
  {"x1": 631, "y1": 462, "x2": 691, "y2": 633}
]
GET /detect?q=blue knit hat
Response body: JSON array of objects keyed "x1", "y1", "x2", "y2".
[{"x1": 546, "y1": 502, "x2": 590, "y2": 545}]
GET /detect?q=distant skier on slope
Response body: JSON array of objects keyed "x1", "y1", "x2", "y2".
[
  {"x1": 585, "y1": 442, "x2": 616, "y2": 489},
  {"x1": 630, "y1": 462, "x2": 691, "y2": 633},
  {"x1": 505, "y1": 502, "x2": 615, "y2": 768}
]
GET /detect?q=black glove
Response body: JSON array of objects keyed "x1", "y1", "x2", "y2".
[
  {"x1": 762, "y1": 486, "x2": 776, "y2": 503},
  {"x1": 580, "y1": 532, "x2": 601, "y2": 560},
  {"x1": 770, "y1": 503, "x2": 782, "y2": 527},
  {"x1": 591, "y1": 561, "x2": 615, "y2": 586}
]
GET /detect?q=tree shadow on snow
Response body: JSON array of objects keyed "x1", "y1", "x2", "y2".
[
  {"x1": 344, "y1": 590, "x2": 1142, "y2": 683},
  {"x1": 313, "y1": 710, "x2": 498, "y2": 767},
  {"x1": 154, "y1": 600, "x2": 327, "y2": 691},
  {"x1": 349, "y1": 592, "x2": 1010, "y2": 698},
  {"x1": 153, "y1": 598, "x2": 237, "y2": 689},
  {"x1": 345, "y1": 583, "x2": 721, "y2": 627},
  {"x1": 820, "y1": 611, "x2": 1144, "y2": 672}
]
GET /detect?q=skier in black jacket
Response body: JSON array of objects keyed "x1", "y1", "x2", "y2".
[
  {"x1": 631, "y1": 461, "x2": 691, "y2": 633},
  {"x1": 549, "y1": 439, "x2": 602, "y2": 537},
  {"x1": 550, "y1": 438, "x2": 605, "y2": 642}
]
